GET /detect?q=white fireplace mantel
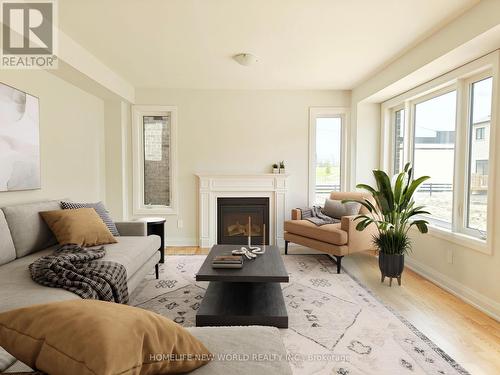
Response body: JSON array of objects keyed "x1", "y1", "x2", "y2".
[{"x1": 196, "y1": 173, "x2": 289, "y2": 248}]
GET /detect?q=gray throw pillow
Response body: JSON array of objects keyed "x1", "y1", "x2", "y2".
[
  {"x1": 61, "y1": 201, "x2": 120, "y2": 236},
  {"x1": 322, "y1": 199, "x2": 361, "y2": 219}
]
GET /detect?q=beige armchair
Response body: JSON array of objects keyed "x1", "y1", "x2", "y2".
[{"x1": 284, "y1": 191, "x2": 377, "y2": 273}]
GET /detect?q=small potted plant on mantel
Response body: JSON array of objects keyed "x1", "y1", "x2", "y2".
[
  {"x1": 272, "y1": 163, "x2": 279, "y2": 174},
  {"x1": 344, "y1": 163, "x2": 430, "y2": 286},
  {"x1": 279, "y1": 161, "x2": 286, "y2": 174}
]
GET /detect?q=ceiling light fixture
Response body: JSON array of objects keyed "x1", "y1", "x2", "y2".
[{"x1": 233, "y1": 53, "x2": 258, "y2": 66}]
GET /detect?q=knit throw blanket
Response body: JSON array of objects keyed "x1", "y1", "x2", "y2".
[
  {"x1": 29, "y1": 245, "x2": 129, "y2": 304},
  {"x1": 300, "y1": 206, "x2": 340, "y2": 226}
]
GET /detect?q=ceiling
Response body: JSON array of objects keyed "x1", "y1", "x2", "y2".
[{"x1": 58, "y1": 0, "x2": 479, "y2": 90}]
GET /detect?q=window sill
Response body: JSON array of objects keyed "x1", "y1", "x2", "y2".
[{"x1": 410, "y1": 225, "x2": 491, "y2": 255}]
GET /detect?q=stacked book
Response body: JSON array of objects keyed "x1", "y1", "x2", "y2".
[{"x1": 211, "y1": 255, "x2": 243, "y2": 269}]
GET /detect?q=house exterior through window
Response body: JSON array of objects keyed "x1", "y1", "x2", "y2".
[
  {"x1": 380, "y1": 54, "x2": 497, "y2": 253},
  {"x1": 132, "y1": 106, "x2": 178, "y2": 215}
]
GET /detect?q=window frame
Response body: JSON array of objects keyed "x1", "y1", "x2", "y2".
[
  {"x1": 410, "y1": 85, "x2": 458, "y2": 230},
  {"x1": 132, "y1": 105, "x2": 178, "y2": 216},
  {"x1": 461, "y1": 72, "x2": 493, "y2": 240},
  {"x1": 390, "y1": 104, "x2": 406, "y2": 175},
  {"x1": 308, "y1": 107, "x2": 349, "y2": 207},
  {"x1": 380, "y1": 52, "x2": 498, "y2": 254}
]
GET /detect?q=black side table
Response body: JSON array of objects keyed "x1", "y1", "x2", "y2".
[{"x1": 137, "y1": 217, "x2": 166, "y2": 265}]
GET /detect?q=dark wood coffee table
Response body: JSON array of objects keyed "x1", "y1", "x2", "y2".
[{"x1": 195, "y1": 244, "x2": 289, "y2": 328}]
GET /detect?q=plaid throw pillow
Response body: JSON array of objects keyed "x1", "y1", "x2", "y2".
[{"x1": 61, "y1": 201, "x2": 120, "y2": 236}]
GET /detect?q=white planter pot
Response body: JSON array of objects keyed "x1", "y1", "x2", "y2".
[
  {"x1": 279, "y1": 168, "x2": 286, "y2": 174},
  {"x1": 272, "y1": 168, "x2": 279, "y2": 174}
]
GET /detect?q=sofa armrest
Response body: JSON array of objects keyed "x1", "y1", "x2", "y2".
[
  {"x1": 341, "y1": 215, "x2": 377, "y2": 253},
  {"x1": 291, "y1": 209, "x2": 302, "y2": 220},
  {"x1": 115, "y1": 221, "x2": 147, "y2": 236}
]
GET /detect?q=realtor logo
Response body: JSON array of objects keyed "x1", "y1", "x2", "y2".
[{"x1": 1, "y1": 0, "x2": 57, "y2": 68}]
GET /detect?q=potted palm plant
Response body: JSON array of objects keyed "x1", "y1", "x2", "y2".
[{"x1": 345, "y1": 163, "x2": 430, "y2": 286}]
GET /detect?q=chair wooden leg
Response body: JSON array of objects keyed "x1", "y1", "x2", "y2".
[
  {"x1": 397, "y1": 276, "x2": 402, "y2": 286},
  {"x1": 389, "y1": 277, "x2": 393, "y2": 287},
  {"x1": 285, "y1": 240, "x2": 289, "y2": 255},
  {"x1": 381, "y1": 274, "x2": 385, "y2": 283},
  {"x1": 334, "y1": 255, "x2": 343, "y2": 274},
  {"x1": 155, "y1": 264, "x2": 159, "y2": 279}
]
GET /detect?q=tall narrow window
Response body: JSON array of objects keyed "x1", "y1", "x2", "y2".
[
  {"x1": 393, "y1": 108, "x2": 405, "y2": 174},
  {"x1": 132, "y1": 106, "x2": 177, "y2": 215},
  {"x1": 413, "y1": 90, "x2": 457, "y2": 226},
  {"x1": 309, "y1": 108, "x2": 347, "y2": 206},
  {"x1": 466, "y1": 77, "x2": 492, "y2": 237},
  {"x1": 143, "y1": 115, "x2": 170, "y2": 206},
  {"x1": 313, "y1": 117, "x2": 342, "y2": 204}
]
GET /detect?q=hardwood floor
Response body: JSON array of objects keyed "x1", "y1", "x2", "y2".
[
  {"x1": 342, "y1": 252, "x2": 500, "y2": 375},
  {"x1": 166, "y1": 246, "x2": 500, "y2": 375},
  {"x1": 166, "y1": 246, "x2": 209, "y2": 255}
]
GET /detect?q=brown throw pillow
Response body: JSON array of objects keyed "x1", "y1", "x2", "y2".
[
  {"x1": 0, "y1": 300, "x2": 212, "y2": 375},
  {"x1": 40, "y1": 208, "x2": 117, "y2": 247}
]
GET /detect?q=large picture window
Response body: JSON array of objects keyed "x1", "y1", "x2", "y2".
[
  {"x1": 382, "y1": 56, "x2": 496, "y2": 253},
  {"x1": 132, "y1": 106, "x2": 177, "y2": 215},
  {"x1": 413, "y1": 90, "x2": 457, "y2": 226}
]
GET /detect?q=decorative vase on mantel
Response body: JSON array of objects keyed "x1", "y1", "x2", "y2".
[{"x1": 279, "y1": 161, "x2": 286, "y2": 174}]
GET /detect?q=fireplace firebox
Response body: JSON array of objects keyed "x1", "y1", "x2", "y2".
[{"x1": 217, "y1": 197, "x2": 270, "y2": 245}]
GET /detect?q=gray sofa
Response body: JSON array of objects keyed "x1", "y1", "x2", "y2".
[
  {"x1": 0, "y1": 200, "x2": 292, "y2": 374},
  {"x1": 0, "y1": 199, "x2": 161, "y2": 373},
  {"x1": 0, "y1": 199, "x2": 161, "y2": 313}
]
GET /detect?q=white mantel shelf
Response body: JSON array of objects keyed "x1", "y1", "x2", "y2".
[
  {"x1": 196, "y1": 173, "x2": 290, "y2": 177},
  {"x1": 196, "y1": 173, "x2": 289, "y2": 248}
]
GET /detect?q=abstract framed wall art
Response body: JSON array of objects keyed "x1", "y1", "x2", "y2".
[{"x1": 0, "y1": 82, "x2": 40, "y2": 192}]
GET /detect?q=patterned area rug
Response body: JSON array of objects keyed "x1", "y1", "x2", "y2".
[{"x1": 130, "y1": 254, "x2": 470, "y2": 375}]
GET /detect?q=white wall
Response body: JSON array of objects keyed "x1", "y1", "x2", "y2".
[
  {"x1": 104, "y1": 99, "x2": 130, "y2": 219},
  {"x1": 351, "y1": 102, "x2": 380, "y2": 188},
  {"x1": 351, "y1": 2, "x2": 500, "y2": 319},
  {"x1": 0, "y1": 70, "x2": 106, "y2": 207},
  {"x1": 126, "y1": 89, "x2": 350, "y2": 245},
  {"x1": 352, "y1": 0, "x2": 500, "y2": 103}
]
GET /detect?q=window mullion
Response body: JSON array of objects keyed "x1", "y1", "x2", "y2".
[
  {"x1": 404, "y1": 101, "x2": 412, "y2": 167},
  {"x1": 453, "y1": 79, "x2": 468, "y2": 234},
  {"x1": 388, "y1": 109, "x2": 396, "y2": 175}
]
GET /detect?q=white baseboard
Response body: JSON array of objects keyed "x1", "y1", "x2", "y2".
[
  {"x1": 170, "y1": 239, "x2": 290, "y2": 248},
  {"x1": 405, "y1": 257, "x2": 500, "y2": 322},
  {"x1": 165, "y1": 238, "x2": 199, "y2": 247}
]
